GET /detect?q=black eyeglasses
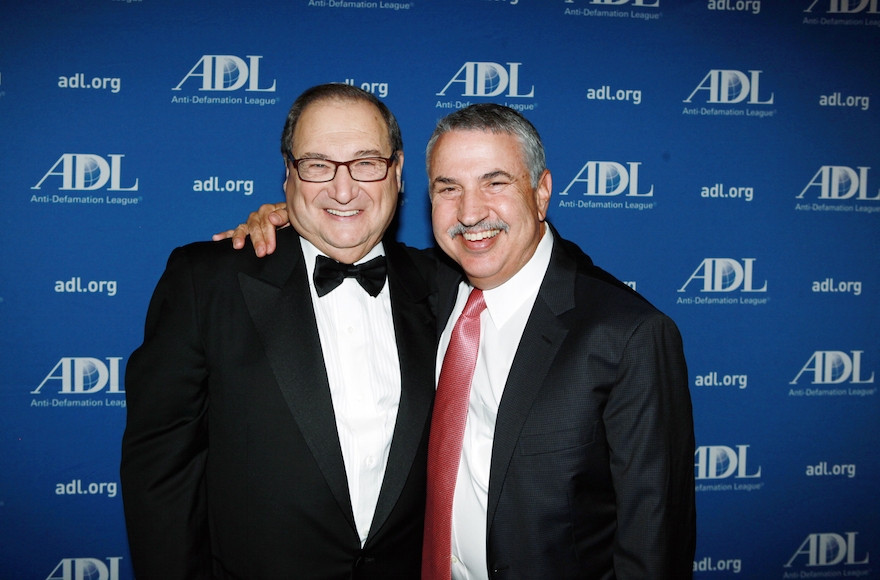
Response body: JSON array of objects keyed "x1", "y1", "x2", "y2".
[{"x1": 286, "y1": 152, "x2": 397, "y2": 183}]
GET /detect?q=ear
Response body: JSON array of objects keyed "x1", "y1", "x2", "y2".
[
  {"x1": 535, "y1": 169, "x2": 552, "y2": 221},
  {"x1": 393, "y1": 150, "x2": 404, "y2": 191},
  {"x1": 282, "y1": 162, "x2": 291, "y2": 190}
]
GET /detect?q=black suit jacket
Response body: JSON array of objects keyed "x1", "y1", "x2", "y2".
[
  {"x1": 436, "y1": 228, "x2": 696, "y2": 580},
  {"x1": 121, "y1": 227, "x2": 437, "y2": 580}
]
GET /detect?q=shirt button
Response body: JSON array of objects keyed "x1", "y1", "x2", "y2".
[
  {"x1": 365, "y1": 455, "x2": 375, "y2": 467},
  {"x1": 347, "y1": 326, "x2": 355, "y2": 334},
  {"x1": 451, "y1": 555, "x2": 459, "y2": 564}
]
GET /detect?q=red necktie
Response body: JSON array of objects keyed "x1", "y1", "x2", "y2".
[{"x1": 423, "y1": 288, "x2": 487, "y2": 580}]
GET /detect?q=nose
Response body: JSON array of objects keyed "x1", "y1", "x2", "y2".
[
  {"x1": 327, "y1": 164, "x2": 358, "y2": 204},
  {"x1": 457, "y1": 188, "x2": 488, "y2": 227}
]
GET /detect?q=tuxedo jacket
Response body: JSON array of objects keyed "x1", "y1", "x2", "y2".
[
  {"x1": 121, "y1": 227, "x2": 437, "y2": 580},
  {"x1": 436, "y1": 228, "x2": 696, "y2": 580}
]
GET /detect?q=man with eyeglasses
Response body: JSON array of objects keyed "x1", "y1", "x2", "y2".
[{"x1": 121, "y1": 84, "x2": 436, "y2": 580}]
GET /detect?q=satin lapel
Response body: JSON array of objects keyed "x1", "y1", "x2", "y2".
[
  {"x1": 238, "y1": 230, "x2": 356, "y2": 529},
  {"x1": 367, "y1": 242, "x2": 436, "y2": 541},
  {"x1": 436, "y1": 253, "x2": 465, "y2": 337},
  {"x1": 486, "y1": 235, "x2": 577, "y2": 532}
]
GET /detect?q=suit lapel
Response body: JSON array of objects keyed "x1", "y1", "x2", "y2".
[
  {"x1": 436, "y1": 252, "x2": 465, "y2": 334},
  {"x1": 367, "y1": 241, "x2": 436, "y2": 541},
  {"x1": 238, "y1": 229, "x2": 356, "y2": 530},
  {"x1": 486, "y1": 232, "x2": 577, "y2": 532}
]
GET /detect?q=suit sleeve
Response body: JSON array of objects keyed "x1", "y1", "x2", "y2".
[
  {"x1": 120, "y1": 247, "x2": 212, "y2": 580},
  {"x1": 603, "y1": 312, "x2": 696, "y2": 579}
]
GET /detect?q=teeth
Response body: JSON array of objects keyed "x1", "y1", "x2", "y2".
[
  {"x1": 327, "y1": 209, "x2": 359, "y2": 217},
  {"x1": 463, "y1": 229, "x2": 500, "y2": 242}
]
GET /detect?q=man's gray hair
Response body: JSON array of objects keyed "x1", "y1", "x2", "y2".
[{"x1": 425, "y1": 103, "x2": 546, "y2": 188}]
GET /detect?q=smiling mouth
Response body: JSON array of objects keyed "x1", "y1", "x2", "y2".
[
  {"x1": 462, "y1": 229, "x2": 501, "y2": 242},
  {"x1": 326, "y1": 209, "x2": 360, "y2": 217},
  {"x1": 448, "y1": 220, "x2": 510, "y2": 241}
]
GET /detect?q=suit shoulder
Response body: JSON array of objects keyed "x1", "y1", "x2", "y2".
[
  {"x1": 556, "y1": 235, "x2": 677, "y2": 329},
  {"x1": 385, "y1": 240, "x2": 438, "y2": 300},
  {"x1": 161, "y1": 227, "x2": 300, "y2": 290},
  {"x1": 165, "y1": 238, "x2": 258, "y2": 278},
  {"x1": 389, "y1": 241, "x2": 436, "y2": 270},
  {"x1": 558, "y1": 237, "x2": 641, "y2": 299}
]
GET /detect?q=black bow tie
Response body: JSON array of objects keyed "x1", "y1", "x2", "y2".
[{"x1": 313, "y1": 255, "x2": 387, "y2": 297}]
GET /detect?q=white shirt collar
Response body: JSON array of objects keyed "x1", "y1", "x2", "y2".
[{"x1": 481, "y1": 225, "x2": 554, "y2": 330}]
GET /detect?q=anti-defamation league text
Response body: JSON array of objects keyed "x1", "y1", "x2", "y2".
[
  {"x1": 307, "y1": 0, "x2": 412, "y2": 9},
  {"x1": 683, "y1": 106, "x2": 777, "y2": 117},
  {"x1": 564, "y1": 8, "x2": 662, "y2": 20},
  {"x1": 31, "y1": 398, "x2": 126, "y2": 408},
  {"x1": 796, "y1": 202, "x2": 880, "y2": 214},
  {"x1": 788, "y1": 387, "x2": 876, "y2": 398},
  {"x1": 676, "y1": 296, "x2": 769, "y2": 305},
  {"x1": 171, "y1": 95, "x2": 279, "y2": 106},
  {"x1": 696, "y1": 481, "x2": 764, "y2": 491},
  {"x1": 31, "y1": 194, "x2": 140, "y2": 206}
]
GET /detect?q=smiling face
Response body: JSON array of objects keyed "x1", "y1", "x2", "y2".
[
  {"x1": 284, "y1": 98, "x2": 402, "y2": 264},
  {"x1": 429, "y1": 129, "x2": 552, "y2": 290}
]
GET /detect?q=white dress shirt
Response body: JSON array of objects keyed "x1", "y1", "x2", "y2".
[
  {"x1": 301, "y1": 238, "x2": 401, "y2": 546},
  {"x1": 436, "y1": 227, "x2": 554, "y2": 580}
]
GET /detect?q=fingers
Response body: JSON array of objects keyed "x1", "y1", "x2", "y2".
[
  {"x1": 212, "y1": 226, "x2": 248, "y2": 250},
  {"x1": 212, "y1": 229, "x2": 235, "y2": 241},
  {"x1": 268, "y1": 207, "x2": 289, "y2": 227},
  {"x1": 248, "y1": 203, "x2": 288, "y2": 257},
  {"x1": 214, "y1": 202, "x2": 288, "y2": 257},
  {"x1": 230, "y1": 223, "x2": 249, "y2": 250}
]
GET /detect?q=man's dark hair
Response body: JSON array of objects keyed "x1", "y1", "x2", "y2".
[{"x1": 280, "y1": 83, "x2": 403, "y2": 158}]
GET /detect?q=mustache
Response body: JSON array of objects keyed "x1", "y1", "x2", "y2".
[{"x1": 446, "y1": 220, "x2": 510, "y2": 239}]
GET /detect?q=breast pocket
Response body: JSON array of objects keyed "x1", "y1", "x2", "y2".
[{"x1": 517, "y1": 422, "x2": 597, "y2": 456}]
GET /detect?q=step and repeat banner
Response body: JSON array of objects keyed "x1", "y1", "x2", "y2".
[{"x1": 2, "y1": 0, "x2": 878, "y2": 578}]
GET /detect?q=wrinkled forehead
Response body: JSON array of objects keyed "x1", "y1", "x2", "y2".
[
  {"x1": 293, "y1": 98, "x2": 391, "y2": 155},
  {"x1": 429, "y1": 129, "x2": 528, "y2": 178}
]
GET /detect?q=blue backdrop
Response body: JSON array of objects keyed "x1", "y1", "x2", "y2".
[{"x1": 2, "y1": 1, "x2": 878, "y2": 578}]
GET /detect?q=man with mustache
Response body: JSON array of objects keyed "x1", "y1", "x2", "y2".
[{"x1": 227, "y1": 103, "x2": 696, "y2": 579}]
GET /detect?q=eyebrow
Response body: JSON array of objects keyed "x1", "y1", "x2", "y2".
[
  {"x1": 298, "y1": 149, "x2": 385, "y2": 160},
  {"x1": 431, "y1": 176, "x2": 461, "y2": 189},
  {"x1": 431, "y1": 170, "x2": 516, "y2": 187},
  {"x1": 481, "y1": 170, "x2": 515, "y2": 181}
]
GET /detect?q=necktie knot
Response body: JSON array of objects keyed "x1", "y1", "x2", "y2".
[
  {"x1": 461, "y1": 288, "x2": 486, "y2": 319},
  {"x1": 313, "y1": 254, "x2": 387, "y2": 297}
]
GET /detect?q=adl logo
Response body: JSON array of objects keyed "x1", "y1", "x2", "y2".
[
  {"x1": 804, "y1": 0, "x2": 879, "y2": 13},
  {"x1": 694, "y1": 445, "x2": 761, "y2": 480},
  {"x1": 797, "y1": 166, "x2": 880, "y2": 200},
  {"x1": 437, "y1": 62, "x2": 533, "y2": 98},
  {"x1": 790, "y1": 351, "x2": 874, "y2": 385},
  {"x1": 784, "y1": 533, "x2": 868, "y2": 568},
  {"x1": 174, "y1": 55, "x2": 276, "y2": 92},
  {"x1": 684, "y1": 70, "x2": 773, "y2": 105},
  {"x1": 46, "y1": 558, "x2": 123, "y2": 580},
  {"x1": 678, "y1": 259, "x2": 767, "y2": 293},
  {"x1": 559, "y1": 161, "x2": 653, "y2": 197},
  {"x1": 32, "y1": 357, "x2": 124, "y2": 395},
  {"x1": 32, "y1": 155, "x2": 138, "y2": 191}
]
